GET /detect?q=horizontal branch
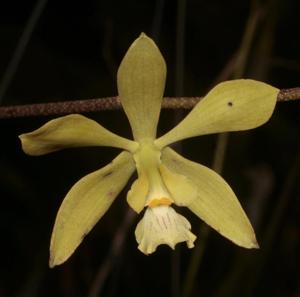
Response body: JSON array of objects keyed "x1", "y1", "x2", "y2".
[{"x1": 0, "y1": 87, "x2": 299, "y2": 119}]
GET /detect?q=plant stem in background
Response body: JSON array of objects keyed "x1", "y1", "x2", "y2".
[
  {"x1": 0, "y1": 0, "x2": 48, "y2": 104},
  {"x1": 86, "y1": 209, "x2": 136, "y2": 297},
  {"x1": 245, "y1": 151, "x2": 300, "y2": 294},
  {"x1": 152, "y1": 0, "x2": 166, "y2": 41}
]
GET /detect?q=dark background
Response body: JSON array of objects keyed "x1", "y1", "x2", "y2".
[{"x1": 0, "y1": 0, "x2": 300, "y2": 296}]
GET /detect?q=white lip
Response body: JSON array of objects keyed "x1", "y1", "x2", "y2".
[{"x1": 135, "y1": 205, "x2": 197, "y2": 255}]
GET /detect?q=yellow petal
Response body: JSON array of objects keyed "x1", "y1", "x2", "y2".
[
  {"x1": 156, "y1": 79, "x2": 278, "y2": 148},
  {"x1": 117, "y1": 33, "x2": 166, "y2": 141},
  {"x1": 135, "y1": 205, "x2": 196, "y2": 254},
  {"x1": 159, "y1": 163, "x2": 198, "y2": 206},
  {"x1": 19, "y1": 114, "x2": 138, "y2": 156},
  {"x1": 49, "y1": 151, "x2": 135, "y2": 267},
  {"x1": 127, "y1": 172, "x2": 149, "y2": 213},
  {"x1": 161, "y1": 147, "x2": 259, "y2": 249}
]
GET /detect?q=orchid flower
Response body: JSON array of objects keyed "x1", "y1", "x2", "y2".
[{"x1": 19, "y1": 33, "x2": 279, "y2": 267}]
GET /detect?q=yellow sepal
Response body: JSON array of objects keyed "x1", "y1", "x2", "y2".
[{"x1": 117, "y1": 33, "x2": 166, "y2": 141}]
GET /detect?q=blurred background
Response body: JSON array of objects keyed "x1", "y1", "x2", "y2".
[{"x1": 0, "y1": 0, "x2": 300, "y2": 296}]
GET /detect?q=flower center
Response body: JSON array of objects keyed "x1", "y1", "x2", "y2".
[
  {"x1": 133, "y1": 140, "x2": 174, "y2": 207},
  {"x1": 148, "y1": 197, "x2": 173, "y2": 208}
]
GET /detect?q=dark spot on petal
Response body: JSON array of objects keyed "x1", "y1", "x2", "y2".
[
  {"x1": 107, "y1": 191, "x2": 115, "y2": 198},
  {"x1": 103, "y1": 171, "x2": 113, "y2": 178},
  {"x1": 227, "y1": 101, "x2": 233, "y2": 107}
]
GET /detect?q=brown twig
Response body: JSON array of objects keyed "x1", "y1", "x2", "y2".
[
  {"x1": 277, "y1": 87, "x2": 300, "y2": 102},
  {"x1": 0, "y1": 88, "x2": 299, "y2": 119}
]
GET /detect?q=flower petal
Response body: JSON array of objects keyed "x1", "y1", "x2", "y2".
[
  {"x1": 117, "y1": 33, "x2": 166, "y2": 141},
  {"x1": 159, "y1": 163, "x2": 198, "y2": 206},
  {"x1": 161, "y1": 147, "x2": 259, "y2": 249},
  {"x1": 156, "y1": 79, "x2": 278, "y2": 148},
  {"x1": 19, "y1": 114, "x2": 138, "y2": 156},
  {"x1": 135, "y1": 205, "x2": 196, "y2": 254},
  {"x1": 127, "y1": 172, "x2": 149, "y2": 213},
  {"x1": 49, "y1": 151, "x2": 135, "y2": 267}
]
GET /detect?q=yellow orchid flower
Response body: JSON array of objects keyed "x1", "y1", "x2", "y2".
[{"x1": 19, "y1": 33, "x2": 279, "y2": 268}]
